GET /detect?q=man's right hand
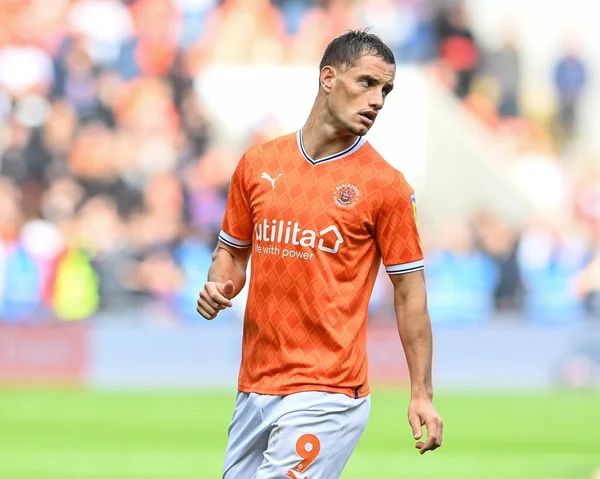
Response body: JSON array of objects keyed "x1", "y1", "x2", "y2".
[{"x1": 196, "y1": 280, "x2": 236, "y2": 320}]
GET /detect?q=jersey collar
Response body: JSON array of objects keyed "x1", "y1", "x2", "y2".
[{"x1": 297, "y1": 130, "x2": 367, "y2": 166}]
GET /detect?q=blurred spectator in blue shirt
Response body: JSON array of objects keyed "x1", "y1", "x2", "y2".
[{"x1": 426, "y1": 222, "x2": 497, "y2": 325}]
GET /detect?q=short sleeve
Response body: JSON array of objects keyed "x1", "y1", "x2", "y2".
[
  {"x1": 218, "y1": 154, "x2": 253, "y2": 248},
  {"x1": 375, "y1": 173, "x2": 424, "y2": 274}
]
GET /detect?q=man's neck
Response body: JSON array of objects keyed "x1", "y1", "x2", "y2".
[{"x1": 301, "y1": 110, "x2": 359, "y2": 161}]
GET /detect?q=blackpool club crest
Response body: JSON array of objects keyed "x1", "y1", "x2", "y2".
[{"x1": 334, "y1": 183, "x2": 360, "y2": 208}]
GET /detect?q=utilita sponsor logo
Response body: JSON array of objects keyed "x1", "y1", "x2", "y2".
[{"x1": 255, "y1": 219, "x2": 343, "y2": 254}]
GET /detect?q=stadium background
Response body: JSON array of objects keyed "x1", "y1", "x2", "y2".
[{"x1": 0, "y1": 0, "x2": 599, "y2": 478}]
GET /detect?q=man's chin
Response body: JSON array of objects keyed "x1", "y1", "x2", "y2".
[{"x1": 349, "y1": 124, "x2": 370, "y2": 136}]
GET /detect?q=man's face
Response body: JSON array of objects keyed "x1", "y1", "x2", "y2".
[{"x1": 324, "y1": 54, "x2": 396, "y2": 136}]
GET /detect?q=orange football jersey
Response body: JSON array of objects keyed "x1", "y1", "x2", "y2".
[{"x1": 219, "y1": 131, "x2": 423, "y2": 398}]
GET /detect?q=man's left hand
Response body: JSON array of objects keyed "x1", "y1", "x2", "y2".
[{"x1": 408, "y1": 398, "x2": 444, "y2": 454}]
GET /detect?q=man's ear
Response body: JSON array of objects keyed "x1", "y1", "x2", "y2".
[{"x1": 320, "y1": 65, "x2": 336, "y2": 93}]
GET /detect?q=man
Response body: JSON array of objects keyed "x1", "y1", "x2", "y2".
[{"x1": 197, "y1": 29, "x2": 443, "y2": 479}]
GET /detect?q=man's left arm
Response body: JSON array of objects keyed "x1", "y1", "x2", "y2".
[{"x1": 390, "y1": 270, "x2": 443, "y2": 454}]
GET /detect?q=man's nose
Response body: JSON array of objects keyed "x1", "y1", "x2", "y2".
[{"x1": 369, "y1": 90, "x2": 384, "y2": 110}]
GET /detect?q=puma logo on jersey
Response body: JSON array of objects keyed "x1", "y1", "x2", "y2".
[{"x1": 261, "y1": 172, "x2": 283, "y2": 189}]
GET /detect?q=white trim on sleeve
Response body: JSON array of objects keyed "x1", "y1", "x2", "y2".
[
  {"x1": 218, "y1": 230, "x2": 252, "y2": 248},
  {"x1": 386, "y1": 259, "x2": 425, "y2": 275}
]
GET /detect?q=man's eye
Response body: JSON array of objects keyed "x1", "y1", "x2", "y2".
[{"x1": 361, "y1": 79, "x2": 371, "y2": 87}]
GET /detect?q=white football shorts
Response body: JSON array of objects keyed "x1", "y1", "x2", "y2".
[{"x1": 222, "y1": 390, "x2": 371, "y2": 479}]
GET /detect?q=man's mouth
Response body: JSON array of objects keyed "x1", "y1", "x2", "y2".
[{"x1": 359, "y1": 111, "x2": 377, "y2": 124}]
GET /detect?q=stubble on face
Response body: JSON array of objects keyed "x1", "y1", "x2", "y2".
[{"x1": 328, "y1": 55, "x2": 396, "y2": 136}]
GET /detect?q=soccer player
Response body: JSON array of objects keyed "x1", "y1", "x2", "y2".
[{"x1": 197, "y1": 29, "x2": 443, "y2": 479}]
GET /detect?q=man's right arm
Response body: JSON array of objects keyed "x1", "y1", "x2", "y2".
[{"x1": 197, "y1": 241, "x2": 251, "y2": 320}]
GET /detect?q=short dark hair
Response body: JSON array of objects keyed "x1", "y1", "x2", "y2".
[{"x1": 319, "y1": 29, "x2": 395, "y2": 71}]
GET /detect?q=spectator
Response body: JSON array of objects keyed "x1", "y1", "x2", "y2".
[
  {"x1": 425, "y1": 222, "x2": 497, "y2": 324},
  {"x1": 472, "y1": 211, "x2": 524, "y2": 313},
  {"x1": 484, "y1": 28, "x2": 521, "y2": 118},
  {"x1": 553, "y1": 37, "x2": 588, "y2": 143},
  {"x1": 434, "y1": 1, "x2": 479, "y2": 98}
]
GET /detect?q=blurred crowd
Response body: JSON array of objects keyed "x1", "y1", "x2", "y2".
[{"x1": 0, "y1": 0, "x2": 598, "y2": 324}]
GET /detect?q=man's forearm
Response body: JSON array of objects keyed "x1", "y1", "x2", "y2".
[
  {"x1": 208, "y1": 246, "x2": 248, "y2": 297},
  {"x1": 394, "y1": 293, "x2": 433, "y2": 400}
]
